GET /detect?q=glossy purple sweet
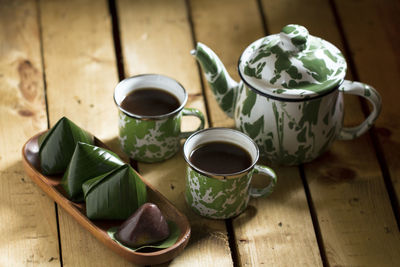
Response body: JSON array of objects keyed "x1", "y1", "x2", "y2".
[{"x1": 115, "y1": 203, "x2": 169, "y2": 247}]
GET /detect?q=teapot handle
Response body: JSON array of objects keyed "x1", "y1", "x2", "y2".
[{"x1": 337, "y1": 80, "x2": 382, "y2": 140}]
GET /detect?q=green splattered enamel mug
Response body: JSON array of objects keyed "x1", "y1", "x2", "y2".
[
  {"x1": 183, "y1": 128, "x2": 277, "y2": 219},
  {"x1": 114, "y1": 74, "x2": 205, "y2": 163}
]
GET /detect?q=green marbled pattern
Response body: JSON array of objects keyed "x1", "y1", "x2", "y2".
[
  {"x1": 193, "y1": 24, "x2": 382, "y2": 165},
  {"x1": 236, "y1": 84, "x2": 342, "y2": 165},
  {"x1": 240, "y1": 24, "x2": 347, "y2": 100},
  {"x1": 192, "y1": 43, "x2": 238, "y2": 118},
  {"x1": 119, "y1": 108, "x2": 205, "y2": 163},
  {"x1": 185, "y1": 166, "x2": 253, "y2": 219}
]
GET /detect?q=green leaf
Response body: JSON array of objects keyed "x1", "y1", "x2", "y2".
[
  {"x1": 39, "y1": 117, "x2": 94, "y2": 175},
  {"x1": 61, "y1": 142, "x2": 124, "y2": 202},
  {"x1": 82, "y1": 165, "x2": 147, "y2": 220},
  {"x1": 107, "y1": 221, "x2": 180, "y2": 251}
]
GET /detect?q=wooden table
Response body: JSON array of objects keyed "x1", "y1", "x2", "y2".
[{"x1": 1, "y1": 0, "x2": 400, "y2": 266}]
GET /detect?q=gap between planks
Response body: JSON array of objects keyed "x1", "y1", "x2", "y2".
[
  {"x1": 328, "y1": 0, "x2": 399, "y2": 229},
  {"x1": 299, "y1": 165, "x2": 328, "y2": 267},
  {"x1": 108, "y1": 0, "x2": 140, "y2": 175},
  {"x1": 256, "y1": 0, "x2": 329, "y2": 265},
  {"x1": 184, "y1": 0, "x2": 213, "y2": 128},
  {"x1": 35, "y1": 0, "x2": 64, "y2": 265},
  {"x1": 108, "y1": 0, "x2": 126, "y2": 82}
]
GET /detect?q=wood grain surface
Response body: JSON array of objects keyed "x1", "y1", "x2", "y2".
[
  {"x1": 0, "y1": 0, "x2": 60, "y2": 266},
  {"x1": 1, "y1": 0, "x2": 399, "y2": 266},
  {"x1": 259, "y1": 0, "x2": 400, "y2": 266},
  {"x1": 334, "y1": 0, "x2": 400, "y2": 216}
]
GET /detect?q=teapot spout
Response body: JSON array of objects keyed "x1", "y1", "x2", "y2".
[{"x1": 191, "y1": 43, "x2": 239, "y2": 118}]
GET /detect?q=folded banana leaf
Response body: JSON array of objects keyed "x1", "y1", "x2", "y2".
[
  {"x1": 82, "y1": 164, "x2": 147, "y2": 220},
  {"x1": 61, "y1": 142, "x2": 125, "y2": 202},
  {"x1": 39, "y1": 117, "x2": 94, "y2": 175}
]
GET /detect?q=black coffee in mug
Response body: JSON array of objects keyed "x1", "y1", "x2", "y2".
[
  {"x1": 189, "y1": 141, "x2": 252, "y2": 174},
  {"x1": 120, "y1": 88, "x2": 180, "y2": 116}
]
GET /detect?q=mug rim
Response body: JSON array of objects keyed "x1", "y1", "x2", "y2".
[
  {"x1": 113, "y1": 74, "x2": 188, "y2": 120},
  {"x1": 183, "y1": 127, "x2": 260, "y2": 179}
]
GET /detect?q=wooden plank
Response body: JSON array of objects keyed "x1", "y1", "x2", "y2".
[
  {"x1": 334, "y1": 0, "x2": 400, "y2": 215},
  {"x1": 190, "y1": 0, "x2": 323, "y2": 266},
  {"x1": 190, "y1": 0, "x2": 263, "y2": 128},
  {"x1": 39, "y1": 0, "x2": 135, "y2": 265},
  {"x1": 260, "y1": 0, "x2": 400, "y2": 266},
  {"x1": 0, "y1": 0, "x2": 60, "y2": 265},
  {"x1": 116, "y1": 0, "x2": 233, "y2": 266}
]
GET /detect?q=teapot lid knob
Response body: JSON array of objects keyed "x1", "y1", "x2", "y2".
[{"x1": 279, "y1": 24, "x2": 309, "y2": 53}]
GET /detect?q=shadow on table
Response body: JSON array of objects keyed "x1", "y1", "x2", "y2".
[{"x1": 0, "y1": 160, "x2": 60, "y2": 264}]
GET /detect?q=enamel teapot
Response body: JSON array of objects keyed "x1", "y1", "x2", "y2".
[{"x1": 192, "y1": 24, "x2": 381, "y2": 165}]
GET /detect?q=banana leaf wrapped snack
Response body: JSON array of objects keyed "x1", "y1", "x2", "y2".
[
  {"x1": 39, "y1": 116, "x2": 148, "y2": 220},
  {"x1": 61, "y1": 142, "x2": 124, "y2": 202},
  {"x1": 38, "y1": 117, "x2": 94, "y2": 175},
  {"x1": 82, "y1": 164, "x2": 147, "y2": 220}
]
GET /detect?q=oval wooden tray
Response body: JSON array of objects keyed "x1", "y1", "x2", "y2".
[{"x1": 22, "y1": 132, "x2": 190, "y2": 265}]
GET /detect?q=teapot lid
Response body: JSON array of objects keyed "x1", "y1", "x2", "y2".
[{"x1": 238, "y1": 24, "x2": 347, "y2": 100}]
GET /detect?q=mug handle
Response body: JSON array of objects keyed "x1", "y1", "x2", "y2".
[
  {"x1": 249, "y1": 165, "x2": 277, "y2": 198},
  {"x1": 179, "y1": 107, "x2": 205, "y2": 139},
  {"x1": 337, "y1": 80, "x2": 382, "y2": 140}
]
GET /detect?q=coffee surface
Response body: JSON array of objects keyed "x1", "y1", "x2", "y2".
[
  {"x1": 189, "y1": 141, "x2": 252, "y2": 175},
  {"x1": 120, "y1": 88, "x2": 180, "y2": 116}
]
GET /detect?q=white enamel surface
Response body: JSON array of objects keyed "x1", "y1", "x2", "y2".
[
  {"x1": 114, "y1": 74, "x2": 187, "y2": 106},
  {"x1": 235, "y1": 83, "x2": 344, "y2": 164},
  {"x1": 183, "y1": 128, "x2": 258, "y2": 164}
]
